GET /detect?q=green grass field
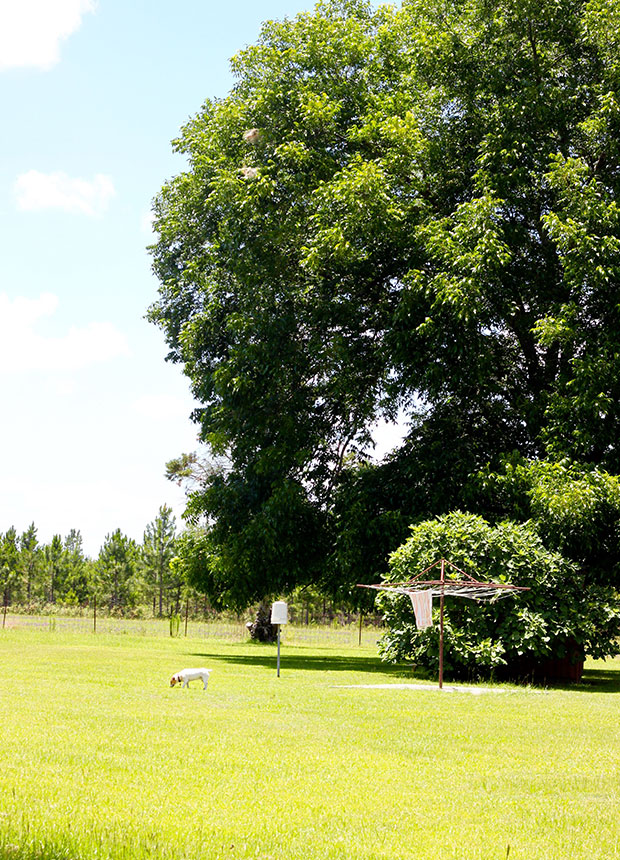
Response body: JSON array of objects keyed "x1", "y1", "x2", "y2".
[{"x1": 0, "y1": 627, "x2": 618, "y2": 860}]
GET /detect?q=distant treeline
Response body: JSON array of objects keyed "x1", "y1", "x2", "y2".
[
  {"x1": 0, "y1": 505, "x2": 185, "y2": 617},
  {"x1": 0, "y1": 507, "x2": 381, "y2": 626}
]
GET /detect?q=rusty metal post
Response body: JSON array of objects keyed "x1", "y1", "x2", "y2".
[{"x1": 439, "y1": 558, "x2": 445, "y2": 689}]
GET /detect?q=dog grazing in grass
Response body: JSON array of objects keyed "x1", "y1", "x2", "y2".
[{"x1": 170, "y1": 668, "x2": 211, "y2": 690}]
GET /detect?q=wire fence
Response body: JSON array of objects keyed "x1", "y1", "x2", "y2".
[{"x1": 2, "y1": 613, "x2": 383, "y2": 647}]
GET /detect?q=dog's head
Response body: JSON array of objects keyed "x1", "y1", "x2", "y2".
[{"x1": 170, "y1": 674, "x2": 179, "y2": 687}]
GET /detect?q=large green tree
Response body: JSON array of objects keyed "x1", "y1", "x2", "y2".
[
  {"x1": 44, "y1": 535, "x2": 64, "y2": 604},
  {"x1": 0, "y1": 528, "x2": 19, "y2": 610},
  {"x1": 142, "y1": 505, "x2": 177, "y2": 616},
  {"x1": 18, "y1": 524, "x2": 41, "y2": 605},
  {"x1": 60, "y1": 530, "x2": 91, "y2": 605},
  {"x1": 96, "y1": 530, "x2": 140, "y2": 612},
  {"x1": 149, "y1": 0, "x2": 620, "y2": 604}
]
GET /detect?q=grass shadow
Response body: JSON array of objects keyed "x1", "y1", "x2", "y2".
[
  {"x1": 187, "y1": 649, "x2": 414, "y2": 678},
  {"x1": 185, "y1": 650, "x2": 620, "y2": 690},
  {"x1": 547, "y1": 666, "x2": 620, "y2": 694}
]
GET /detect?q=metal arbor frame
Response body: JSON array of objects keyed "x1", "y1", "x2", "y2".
[{"x1": 359, "y1": 558, "x2": 529, "y2": 688}]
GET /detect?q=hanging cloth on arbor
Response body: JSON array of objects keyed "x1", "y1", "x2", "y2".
[{"x1": 409, "y1": 590, "x2": 433, "y2": 630}]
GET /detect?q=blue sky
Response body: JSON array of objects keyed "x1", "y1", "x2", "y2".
[{"x1": 0, "y1": 0, "x2": 399, "y2": 556}]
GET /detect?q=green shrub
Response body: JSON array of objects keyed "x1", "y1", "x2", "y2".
[{"x1": 378, "y1": 511, "x2": 620, "y2": 679}]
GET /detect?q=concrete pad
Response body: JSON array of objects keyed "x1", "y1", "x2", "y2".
[{"x1": 333, "y1": 683, "x2": 508, "y2": 694}]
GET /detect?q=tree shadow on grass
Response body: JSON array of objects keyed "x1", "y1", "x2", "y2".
[
  {"x1": 186, "y1": 649, "x2": 413, "y2": 678},
  {"x1": 549, "y1": 666, "x2": 620, "y2": 694},
  {"x1": 185, "y1": 650, "x2": 620, "y2": 690}
]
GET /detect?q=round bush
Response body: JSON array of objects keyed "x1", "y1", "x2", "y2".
[{"x1": 378, "y1": 511, "x2": 620, "y2": 680}]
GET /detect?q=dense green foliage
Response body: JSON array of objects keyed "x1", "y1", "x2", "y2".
[
  {"x1": 148, "y1": 0, "x2": 620, "y2": 667},
  {"x1": 475, "y1": 457, "x2": 620, "y2": 584},
  {"x1": 96, "y1": 529, "x2": 141, "y2": 610},
  {"x1": 379, "y1": 511, "x2": 620, "y2": 677},
  {"x1": 1, "y1": 524, "x2": 93, "y2": 608},
  {"x1": 0, "y1": 507, "x2": 181, "y2": 616},
  {"x1": 142, "y1": 504, "x2": 179, "y2": 615}
]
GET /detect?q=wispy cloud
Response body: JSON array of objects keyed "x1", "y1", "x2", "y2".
[
  {"x1": 14, "y1": 170, "x2": 115, "y2": 217},
  {"x1": 133, "y1": 394, "x2": 194, "y2": 422},
  {"x1": 0, "y1": 292, "x2": 129, "y2": 373},
  {"x1": 0, "y1": 0, "x2": 96, "y2": 71}
]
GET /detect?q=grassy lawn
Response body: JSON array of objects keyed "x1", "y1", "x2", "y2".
[{"x1": 0, "y1": 628, "x2": 618, "y2": 860}]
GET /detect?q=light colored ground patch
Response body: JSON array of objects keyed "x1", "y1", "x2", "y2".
[{"x1": 334, "y1": 682, "x2": 512, "y2": 694}]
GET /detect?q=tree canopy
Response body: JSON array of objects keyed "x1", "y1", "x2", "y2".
[{"x1": 149, "y1": 0, "x2": 620, "y2": 608}]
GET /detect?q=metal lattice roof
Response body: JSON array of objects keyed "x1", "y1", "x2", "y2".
[{"x1": 359, "y1": 558, "x2": 529, "y2": 602}]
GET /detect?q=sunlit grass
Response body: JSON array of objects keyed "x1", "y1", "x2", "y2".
[{"x1": 0, "y1": 629, "x2": 618, "y2": 859}]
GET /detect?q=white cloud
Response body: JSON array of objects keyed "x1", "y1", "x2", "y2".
[
  {"x1": 133, "y1": 394, "x2": 194, "y2": 422},
  {"x1": 14, "y1": 170, "x2": 115, "y2": 216},
  {"x1": 0, "y1": 292, "x2": 129, "y2": 373},
  {"x1": 0, "y1": 0, "x2": 96, "y2": 71}
]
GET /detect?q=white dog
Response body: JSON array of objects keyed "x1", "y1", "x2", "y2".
[{"x1": 170, "y1": 668, "x2": 211, "y2": 690}]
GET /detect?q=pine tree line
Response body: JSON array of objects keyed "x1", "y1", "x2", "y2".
[{"x1": 0, "y1": 505, "x2": 188, "y2": 617}]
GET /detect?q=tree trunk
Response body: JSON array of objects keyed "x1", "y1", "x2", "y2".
[{"x1": 246, "y1": 599, "x2": 278, "y2": 642}]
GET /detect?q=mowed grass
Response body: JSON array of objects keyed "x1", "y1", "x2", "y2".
[{"x1": 0, "y1": 630, "x2": 618, "y2": 860}]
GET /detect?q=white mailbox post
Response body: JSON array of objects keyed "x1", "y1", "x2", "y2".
[{"x1": 270, "y1": 601, "x2": 288, "y2": 677}]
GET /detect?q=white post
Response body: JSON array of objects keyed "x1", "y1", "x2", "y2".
[{"x1": 270, "y1": 601, "x2": 288, "y2": 678}]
